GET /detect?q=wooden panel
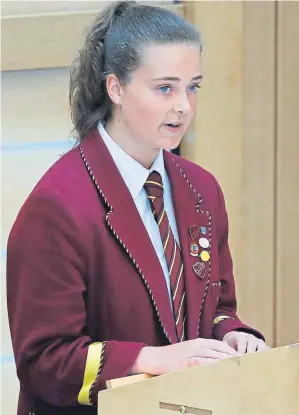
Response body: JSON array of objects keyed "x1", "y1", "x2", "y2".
[
  {"x1": 98, "y1": 345, "x2": 299, "y2": 415},
  {"x1": 1, "y1": 0, "x2": 109, "y2": 16},
  {"x1": 1, "y1": 12, "x2": 98, "y2": 71},
  {"x1": 241, "y1": 2, "x2": 276, "y2": 345},
  {"x1": 1, "y1": 3, "x2": 183, "y2": 71},
  {"x1": 276, "y1": 1, "x2": 299, "y2": 346},
  {"x1": 1, "y1": 0, "x2": 172, "y2": 16},
  {"x1": 107, "y1": 373, "x2": 153, "y2": 389}
]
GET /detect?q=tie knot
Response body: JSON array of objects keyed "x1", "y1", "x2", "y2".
[{"x1": 144, "y1": 171, "x2": 164, "y2": 199}]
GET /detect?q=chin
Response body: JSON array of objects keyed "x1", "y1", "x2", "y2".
[{"x1": 164, "y1": 137, "x2": 183, "y2": 151}]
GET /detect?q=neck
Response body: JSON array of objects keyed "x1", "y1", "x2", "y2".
[{"x1": 105, "y1": 117, "x2": 159, "y2": 169}]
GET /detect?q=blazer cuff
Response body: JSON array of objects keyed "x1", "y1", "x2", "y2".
[
  {"x1": 212, "y1": 315, "x2": 265, "y2": 342},
  {"x1": 88, "y1": 340, "x2": 147, "y2": 406},
  {"x1": 78, "y1": 342, "x2": 106, "y2": 406}
]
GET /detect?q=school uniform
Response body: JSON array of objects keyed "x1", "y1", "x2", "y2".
[{"x1": 7, "y1": 123, "x2": 264, "y2": 415}]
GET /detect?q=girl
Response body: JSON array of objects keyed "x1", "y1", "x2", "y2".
[{"x1": 7, "y1": 2, "x2": 267, "y2": 414}]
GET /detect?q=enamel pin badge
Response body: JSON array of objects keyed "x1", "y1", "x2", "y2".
[
  {"x1": 189, "y1": 219, "x2": 210, "y2": 279},
  {"x1": 192, "y1": 262, "x2": 206, "y2": 279},
  {"x1": 189, "y1": 242, "x2": 199, "y2": 257},
  {"x1": 200, "y1": 226, "x2": 207, "y2": 235},
  {"x1": 188, "y1": 225, "x2": 201, "y2": 241}
]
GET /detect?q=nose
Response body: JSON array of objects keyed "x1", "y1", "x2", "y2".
[{"x1": 173, "y1": 93, "x2": 192, "y2": 115}]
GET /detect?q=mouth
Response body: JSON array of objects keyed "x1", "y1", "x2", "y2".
[
  {"x1": 164, "y1": 123, "x2": 183, "y2": 131},
  {"x1": 166, "y1": 122, "x2": 182, "y2": 127}
]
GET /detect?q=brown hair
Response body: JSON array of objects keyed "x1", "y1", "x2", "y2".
[{"x1": 69, "y1": 1, "x2": 203, "y2": 140}]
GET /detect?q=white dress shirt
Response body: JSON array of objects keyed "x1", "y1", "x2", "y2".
[{"x1": 98, "y1": 121, "x2": 181, "y2": 303}]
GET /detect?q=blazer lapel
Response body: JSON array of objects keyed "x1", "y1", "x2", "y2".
[
  {"x1": 164, "y1": 151, "x2": 213, "y2": 340},
  {"x1": 80, "y1": 130, "x2": 177, "y2": 344}
]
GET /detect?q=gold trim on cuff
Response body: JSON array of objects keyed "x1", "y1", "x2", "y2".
[
  {"x1": 213, "y1": 315, "x2": 232, "y2": 326},
  {"x1": 78, "y1": 342, "x2": 103, "y2": 406}
]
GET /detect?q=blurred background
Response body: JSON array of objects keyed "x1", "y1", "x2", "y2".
[{"x1": 1, "y1": 1, "x2": 299, "y2": 413}]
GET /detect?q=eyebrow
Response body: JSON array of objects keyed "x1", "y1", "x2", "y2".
[{"x1": 152, "y1": 75, "x2": 203, "y2": 82}]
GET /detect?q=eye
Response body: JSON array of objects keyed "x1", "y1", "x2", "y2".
[
  {"x1": 159, "y1": 85, "x2": 172, "y2": 94},
  {"x1": 188, "y1": 84, "x2": 201, "y2": 93}
]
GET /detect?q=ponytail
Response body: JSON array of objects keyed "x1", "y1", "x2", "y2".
[{"x1": 69, "y1": 1, "x2": 137, "y2": 140}]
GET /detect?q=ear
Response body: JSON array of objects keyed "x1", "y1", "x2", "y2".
[{"x1": 106, "y1": 74, "x2": 123, "y2": 106}]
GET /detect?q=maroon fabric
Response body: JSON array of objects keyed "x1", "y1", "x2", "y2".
[
  {"x1": 6, "y1": 128, "x2": 264, "y2": 415},
  {"x1": 144, "y1": 171, "x2": 186, "y2": 342}
]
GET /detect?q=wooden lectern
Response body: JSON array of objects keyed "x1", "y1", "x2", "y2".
[{"x1": 98, "y1": 344, "x2": 299, "y2": 415}]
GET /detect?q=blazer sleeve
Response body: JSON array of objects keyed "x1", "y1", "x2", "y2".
[
  {"x1": 211, "y1": 179, "x2": 265, "y2": 342},
  {"x1": 6, "y1": 189, "x2": 146, "y2": 408}
]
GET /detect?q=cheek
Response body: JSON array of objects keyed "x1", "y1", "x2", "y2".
[
  {"x1": 189, "y1": 94, "x2": 198, "y2": 112},
  {"x1": 127, "y1": 90, "x2": 164, "y2": 122}
]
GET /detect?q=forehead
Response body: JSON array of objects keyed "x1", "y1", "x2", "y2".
[{"x1": 137, "y1": 43, "x2": 202, "y2": 79}]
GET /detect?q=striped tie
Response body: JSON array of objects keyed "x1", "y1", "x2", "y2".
[{"x1": 144, "y1": 171, "x2": 186, "y2": 342}]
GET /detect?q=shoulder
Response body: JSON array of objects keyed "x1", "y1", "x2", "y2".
[
  {"x1": 24, "y1": 145, "x2": 93, "y2": 206},
  {"x1": 34, "y1": 145, "x2": 86, "y2": 194},
  {"x1": 11, "y1": 145, "x2": 96, "y2": 230},
  {"x1": 7, "y1": 146, "x2": 92, "y2": 272}
]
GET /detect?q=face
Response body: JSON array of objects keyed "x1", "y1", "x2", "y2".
[{"x1": 106, "y1": 43, "x2": 202, "y2": 167}]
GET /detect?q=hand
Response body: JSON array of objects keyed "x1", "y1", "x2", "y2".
[
  {"x1": 132, "y1": 338, "x2": 239, "y2": 375},
  {"x1": 222, "y1": 331, "x2": 269, "y2": 354}
]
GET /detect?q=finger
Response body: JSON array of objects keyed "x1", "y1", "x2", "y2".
[
  {"x1": 198, "y1": 348, "x2": 236, "y2": 360},
  {"x1": 188, "y1": 357, "x2": 216, "y2": 367},
  {"x1": 256, "y1": 341, "x2": 269, "y2": 352},
  {"x1": 246, "y1": 338, "x2": 258, "y2": 353},
  {"x1": 208, "y1": 339, "x2": 238, "y2": 355},
  {"x1": 222, "y1": 336, "x2": 238, "y2": 351},
  {"x1": 222, "y1": 340, "x2": 237, "y2": 352},
  {"x1": 237, "y1": 336, "x2": 247, "y2": 354}
]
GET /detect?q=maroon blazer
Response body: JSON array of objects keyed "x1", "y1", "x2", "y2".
[{"x1": 7, "y1": 129, "x2": 263, "y2": 415}]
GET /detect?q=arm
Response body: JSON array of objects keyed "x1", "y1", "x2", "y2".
[
  {"x1": 212, "y1": 180, "x2": 265, "y2": 342},
  {"x1": 7, "y1": 190, "x2": 145, "y2": 408}
]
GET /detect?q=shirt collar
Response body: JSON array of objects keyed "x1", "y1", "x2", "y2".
[{"x1": 98, "y1": 121, "x2": 166, "y2": 200}]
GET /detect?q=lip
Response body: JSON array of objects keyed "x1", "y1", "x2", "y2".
[{"x1": 163, "y1": 124, "x2": 183, "y2": 134}]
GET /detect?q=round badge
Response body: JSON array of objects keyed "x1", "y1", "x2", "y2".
[
  {"x1": 199, "y1": 237, "x2": 210, "y2": 249},
  {"x1": 200, "y1": 250, "x2": 210, "y2": 262},
  {"x1": 189, "y1": 242, "x2": 199, "y2": 257}
]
